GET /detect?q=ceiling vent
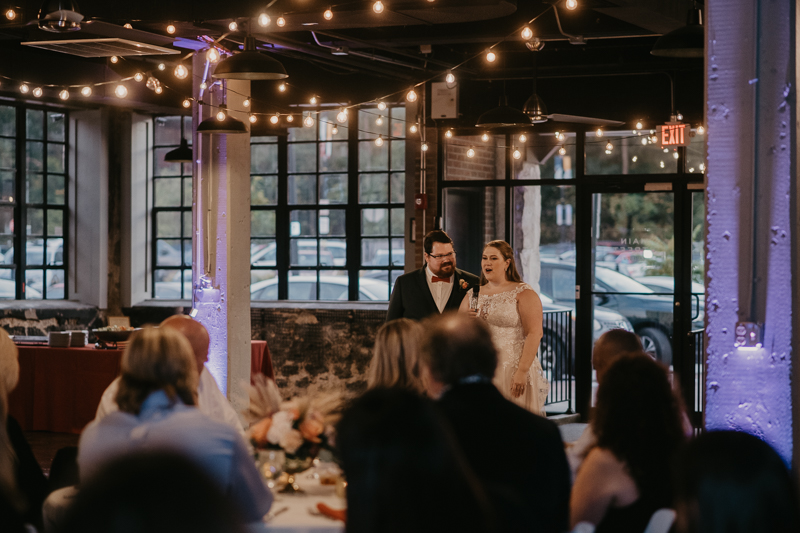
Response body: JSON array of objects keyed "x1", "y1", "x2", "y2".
[{"x1": 21, "y1": 37, "x2": 179, "y2": 57}]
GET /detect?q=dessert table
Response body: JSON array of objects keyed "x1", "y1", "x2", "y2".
[{"x1": 8, "y1": 340, "x2": 273, "y2": 433}]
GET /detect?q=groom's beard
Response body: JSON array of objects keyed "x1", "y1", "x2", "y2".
[{"x1": 431, "y1": 261, "x2": 455, "y2": 277}]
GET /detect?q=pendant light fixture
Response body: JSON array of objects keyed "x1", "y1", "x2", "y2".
[
  {"x1": 164, "y1": 138, "x2": 193, "y2": 162},
  {"x1": 38, "y1": 0, "x2": 83, "y2": 32},
  {"x1": 651, "y1": 2, "x2": 704, "y2": 58},
  {"x1": 476, "y1": 95, "x2": 532, "y2": 128},
  {"x1": 212, "y1": 35, "x2": 288, "y2": 80},
  {"x1": 197, "y1": 104, "x2": 248, "y2": 134}
]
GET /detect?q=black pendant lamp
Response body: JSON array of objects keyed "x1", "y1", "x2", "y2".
[
  {"x1": 476, "y1": 96, "x2": 532, "y2": 128},
  {"x1": 213, "y1": 36, "x2": 288, "y2": 80},
  {"x1": 197, "y1": 105, "x2": 248, "y2": 134},
  {"x1": 164, "y1": 138, "x2": 193, "y2": 163},
  {"x1": 38, "y1": 0, "x2": 83, "y2": 32},
  {"x1": 651, "y1": 3, "x2": 704, "y2": 58},
  {"x1": 523, "y1": 93, "x2": 548, "y2": 124}
]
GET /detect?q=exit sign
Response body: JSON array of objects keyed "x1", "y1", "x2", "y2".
[{"x1": 657, "y1": 123, "x2": 690, "y2": 147}]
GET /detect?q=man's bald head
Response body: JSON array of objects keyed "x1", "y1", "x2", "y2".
[
  {"x1": 421, "y1": 312, "x2": 497, "y2": 387},
  {"x1": 592, "y1": 329, "x2": 644, "y2": 384},
  {"x1": 160, "y1": 315, "x2": 210, "y2": 374}
]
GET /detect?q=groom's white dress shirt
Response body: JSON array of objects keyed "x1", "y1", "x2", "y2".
[{"x1": 426, "y1": 266, "x2": 454, "y2": 313}]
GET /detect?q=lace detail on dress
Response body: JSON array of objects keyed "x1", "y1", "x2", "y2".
[{"x1": 478, "y1": 283, "x2": 550, "y2": 412}]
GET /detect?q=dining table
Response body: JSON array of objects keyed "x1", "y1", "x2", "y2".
[{"x1": 250, "y1": 472, "x2": 346, "y2": 533}]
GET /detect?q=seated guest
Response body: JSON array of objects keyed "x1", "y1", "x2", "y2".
[
  {"x1": 0, "y1": 380, "x2": 27, "y2": 533},
  {"x1": 566, "y1": 329, "x2": 644, "y2": 477},
  {"x1": 420, "y1": 312, "x2": 571, "y2": 533},
  {"x1": 78, "y1": 327, "x2": 272, "y2": 523},
  {"x1": 95, "y1": 314, "x2": 243, "y2": 433},
  {"x1": 62, "y1": 451, "x2": 247, "y2": 533},
  {"x1": 570, "y1": 355, "x2": 686, "y2": 532},
  {"x1": 337, "y1": 387, "x2": 495, "y2": 533},
  {"x1": 366, "y1": 318, "x2": 426, "y2": 394},
  {"x1": 674, "y1": 430, "x2": 800, "y2": 533},
  {"x1": 0, "y1": 328, "x2": 49, "y2": 531}
]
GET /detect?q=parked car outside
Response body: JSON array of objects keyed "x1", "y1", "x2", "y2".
[
  {"x1": 251, "y1": 240, "x2": 345, "y2": 267},
  {"x1": 250, "y1": 274, "x2": 390, "y2": 301},
  {"x1": 634, "y1": 275, "x2": 705, "y2": 323}
]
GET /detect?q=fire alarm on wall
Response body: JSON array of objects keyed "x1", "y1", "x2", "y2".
[{"x1": 414, "y1": 193, "x2": 428, "y2": 210}]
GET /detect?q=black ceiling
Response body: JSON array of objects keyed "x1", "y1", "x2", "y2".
[{"x1": 0, "y1": 0, "x2": 704, "y2": 128}]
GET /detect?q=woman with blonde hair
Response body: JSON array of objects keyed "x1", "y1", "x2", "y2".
[{"x1": 367, "y1": 318, "x2": 426, "y2": 394}]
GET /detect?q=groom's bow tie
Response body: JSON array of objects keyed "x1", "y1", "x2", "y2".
[{"x1": 431, "y1": 276, "x2": 451, "y2": 283}]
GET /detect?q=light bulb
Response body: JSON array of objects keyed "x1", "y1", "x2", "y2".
[
  {"x1": 243, "y1": 98, "x2": 250, "y2": 108},
  {"x1": 650, "y1": 135, "x2": 658, "y2": 143},
  {"x1": 676, "y1": 112, "x2": 683, "y2": 121},
  {"x1": 632, "y1": 156, "x2": 638, "y2": 162},
  {"x1": 565, "y1": 0, "x2": 578, "y2": 10},
  {"x1": 663, "y1": 148, "x2": 669, "y2": 153},
  {"x1": 512, "y1": 148, "x2": 522, "y2": 160},
  {"x1": 596, "y1": 128, "x2": 603, "y2": 137},
  {"x1": 278, "y1": 83, "x2": 286, "y2": 92},
  {"x1": 377, "y1": 101, "x2": 387, "y2": 111},
  {"x1": 467, "y1": 148, "x2": 475, "y2": 158},
  {"x1": 32, "y1": 87, "x2": 43, "y2": 98},
  {"x1": 199, "y1": 82, "x2": 207, "y2": 90},
  {"x1": 699, "y1": 163, "x2": 705, "y2": 171},
  {"x1": 486, "y1": 50, "x2": 496, "y2": 62},
  {"x1": 555, "y1": 132, "x2": 564, "y2": 141},
  {"x1": 375, "y1": 135, "x2": 384, "y2": 146},
  {"x1": 216, "y1": 110, "x2": 226, "y2": 121},
  {"x1": 277, "y1": 16, "x2": 286, "y2": 27},
  {"x1": 373, "y1": 1, "x2": 385, "y2": 14},
  {"x1": 558, "y1": 147, "x2": 567, "y2": 156},
  {"x1": 183, "y1": 99, "x2": 191, "y2": 108},
  {"x1": 521, "y1": 27, "x2": 533, "y2": 40},
  {"x1": 59, "y1": 89, "x2": 69, "y2": 101},
  {"x1": 689, "y1": 168, "x2": 695, "y2": 173},
  {"x1": 286, "y1": 114, "x2": 294, "y2": 122},
  {"x1": 166, "y1": 24, "x2": 176, "y2": 34},
  {"x1": 481, "y1": 133, "x2": 489, "y2": 142},
  {"x1": 605, "y1": 142, "x2": 613, "y2": 151},
  {"x1": 258, "y1": 13, "x2": 270, "y2": 27},
  {"x1": 641, "y1": 137, "x2": 648, "y2": 145},
  {"x1": 5, "y1": 8, "x2": 15, "y2": 20},
  {"x1": 673, "y1": 151, "x2": 679, "y2": 159},
  {"x1": 110, "y1": 56, "x2": 119, "y2": 64},
  {"x1": 324, "y1": 8, "x2": 333, "y2": 20},
  {"x1": 406, "y1": 89, "x2": 417, "y2": 102},
  {"x1": 310, "y1": 96, "x2": 317, "y2": 104},
  {"x1": 445, "y1": 129, "x2": 452, "y2": 138},
  {"x1": 519, "y1": 134, "x2": 527, "y2": 143},
  {"x1": 115, "y1": 85, "x2": 128, "y2": 98},
  {"x1": 304, "y1": 114, "x2": 315, "y2": 127},
  {"x1": 421, "y1": 142, "x2": 429, "y2": 152},
  {"x1": 635, "y1": 121, "x2": 643, "y2": 130},
  {"x1": 207, "y1": 48, "x2": 220, "y2": 63},
  {"x1": 229, "y1": 21, "x2": 238, "y2": 31},
  {"x1": 660, "y1": 161, "x2": 665, "y2": 168},
  {"x1": 123, "y1": 23, "x2": 132, "y2": 29},
  {"x1": 134, "y1": 72, "x2": 144, "y2": 82},
  {"x1": 445, "y1": 72, "x2": 455, "y2": 85},
  {"x1": 174, "y1": 64, "x2": 188, "y2": 79},
  {"x1": 270, "y1": 114, "x2": 280, "y2": 124},
  {"x1": 19, "y1": 84, "x2": 29, "y2": 94},
  {"x1": 249, "y1": 114, "x2": 257, "y2": 124},
  {"x1": 376, "y1": 116, "x2": 384, "y2": 126},
  {"x1": 606, "y1": 149, "x2": 612, "y2": 155},
  {"x1": 81, "y1": 86, "x2": 92, "y2": 97},
  {"x1": 337, "y1": 110, "x2": 348, "y2": 123},
  {"x1": 331, "y1": 126, "x2": 338, "y2": 135},
  {"x1": 697, "y1": 125, "x2": 705, "y2": 135},
  {"x1": 409, "y1": 124, "x2": 418, "y2": 133},
  {"x1": 158, "y1": 63, "x2": 166, "y2": 71},
  {"x1": 155, "y1": 86, "x2": 163, "y2": 94}
]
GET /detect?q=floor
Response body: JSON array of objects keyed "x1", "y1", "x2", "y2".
[{"x1": 24, "y1": 431, "x2": 80, "y2": 475}]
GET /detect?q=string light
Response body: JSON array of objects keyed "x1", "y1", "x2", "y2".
[
  {"x1": 467, "y1": 148, "x2": 476, "y2": 158},
  {"x1": 115, "y1": 85, "x2": 128, "y2": 98},
  {"x1": 304, "y1": 114, "x2": 315, "y2": 127},
  {"x1": 689, "y1": 167, "x2": 695, "y2": 173},
  {"x1": 377, "y1": 101, "x2": 387, "y2": 111},
  {"x1": 376, "y1": 116, "x2": 384, "y2": 126},
  {"x1": 270, "y1": 113, "x2": 280, "y2": 124},
  {"x1": 174, "y1": 64, "x2": 188, "y2": 79},
  {"x1": 421, "y1": 142, "x2": 429, "y2": 151},
  {"x1": 635, "y1": 121, "x2": 643, "y2": 130},
  {"x1": 659, "y1": 161, "x2": 665, "y2": 168},
  {"x1": 19, "y1": 84, "x2": 29, "y2": 94},
  {"x1": 166, "y1": 24, "x2": 176, "y2": 34},
  {"x1": 406, "y1": 89, "x2": 417, "y2": 102},
  {"x1": 158, "y1": 63, "x2": 166, "y2": 71},
  {"x1": 207, "y1": 48, "x2": 220, "y2": 63},
  {"x1": 81, "y1": 86, "x2": 92, "y2": 97},
  {"x1": 481, "y1": 133, "x2": 490, "y2": 142},
  {"x1": 641, "y1": 137, "x2": 648, "y2": 145},
  {"x1": 286, "y1": 115, "x2": 294, "y2": 123},
  {"x1": 409, "y1": 124, "x2": 418, "y2": 134},
  {"x1": 310, "y1": 96, "x2": 318, "y2": 104},
  {"x1": 558, "y1": 146, "x2": 567, "y2": 156},
  {"x1": 110, "y1": 56, "x2": 119, "y2": 64},
  {"x1": 673, "y1": 151, "x2": 680, "y2": 159},
  {"x1": 278, "y1": 83, "x2": 286, "y2": 92},
  {"x1": 199, "y1": 82, "x2": 207, "y2": 90},
  {"x1": 595, "y1": 128, "x2": 603, "y2": 137},
  {"x1": 565, "y1": 0, "x2": 578, "y2": 10},
  {"x1": 229, "y1": 21, "x2": 238, "y2": 31},
  {"x1": 324, "y1": 8, "x2": 333, "y2": 20},
  {"x1": 605, "y1": 141, "x2": 613, "y2": 151},
  {"x1": 132, "y1": 72, "x2": 143, "y2": 82},
  {"x1": 699, "y1": 163, "x2": 705, "y2": 171},
  {"x1": 331, "y1": 126, "x2": 339, "y2": 135},
  {"x1": 375, "y1": 135, "x2": 384, "y2": 147},
  {"x1": 5, "y1": 8, "x2": 15, "y2": 20},
  {"x1": 337, "y1": 109, "x2": 348, "y2": 123},
  {"x1": 59, "y1": 89, "x2": 69, "y2": 101},
  {"x1": 183, "y1": 99, "x2": 192, "y2": 108},
  {"x1": 445, "y1": 71, "x2": 456, "y2": 88},
  {"x1": 216, "y1": 109, "x2": 226, "y2": 121},
  {"x1": 258, "y1": 13, "x2": 271, "y2": 26},
  {"x1": 155, "y1": 86, "x2": 163, "y2": 94},
  {"x1": 373, "y1": 1, "x2": 385, "y2": 14},
  {"x1": 555, "y1": 132, "x2": 564, "y2": 141},
  {"x1": 512, "y1": 148, "x2": 522, "y2": 160},
  {"x1": 32, "y1": 87, "x2": 43, "y2": 98},
  {"x1": 243, "y1": 98, "x2": 250, "y2": 108},
  {"x1": 697, "y1": 125, "x2": 705, "y2": 135},
  {"x1": 663, "y1": 148, "x2": 669, "y2": 153},
  {"x1": 249, "y1": 114, "x2": 258, "y2": 124},
  {"x1": 444, "y1": 129, "x2": 452, "y2": 138},
  {"x1": 676, "y1": 112, "x2": 683, "y2": 121},
  {"x1": 486, "y1": 49, "x2": 497, "y2": 62},
  {"x1": 277, "y1": 16, "x2": 286, "y2": 27},
  {"x1": 632, "y1": 156, "x2": 638, "y2": 162},
  {"x1": 123, "y1": 23, "x2": 132, "y2": 29},
  {"x1": 519, "y1": 134, "x2": 527, "y2": 143},
  {"x1": 521, "y1": 27, "x2": 533, "y2": 40}
]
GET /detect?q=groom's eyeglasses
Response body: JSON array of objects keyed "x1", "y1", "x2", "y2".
[{"x1": 428, "y1": 252, "x2": 456, "y2": 260}]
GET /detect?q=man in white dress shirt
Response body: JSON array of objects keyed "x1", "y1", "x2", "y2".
[{"x1": 94, "y1": 315, "x2": 244, "y2": 434}]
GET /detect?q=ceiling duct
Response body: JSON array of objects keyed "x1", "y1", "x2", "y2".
[{"x1": 22, "y1": 20, "x2": 178, "y2": 57}]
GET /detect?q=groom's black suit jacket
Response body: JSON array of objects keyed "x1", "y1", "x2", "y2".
[
  {"x1": 437, "y1": 382, "x2": 571, "y2": 533},
  {"x1": 386, "y1": 266, "x2": 480, "y2": 321}
]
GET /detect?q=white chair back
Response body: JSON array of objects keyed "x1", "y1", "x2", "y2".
[{"x1": 643, "y1": 508, "x2": 676, "y2": 533}]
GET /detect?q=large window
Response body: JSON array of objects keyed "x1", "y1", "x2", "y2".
[
  {"x1": 152, "y1": 116, "x2": 192, "y2": 299},
  {"x1": 0, "y1": 105, "x2": 67, "y2": 300}
]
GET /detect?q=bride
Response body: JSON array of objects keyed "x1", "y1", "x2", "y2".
[{"x1": 459, "y1": 240, "x2": 550, "y2": 415}]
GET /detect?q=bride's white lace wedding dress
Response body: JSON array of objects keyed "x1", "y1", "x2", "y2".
[{"x1": 478, "y1": 283, "x2": 550, "y2": 416}]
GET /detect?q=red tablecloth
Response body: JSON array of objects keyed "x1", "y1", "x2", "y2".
[{"x1": 8, "y1": 340, "x2": 274, "y2": 434}]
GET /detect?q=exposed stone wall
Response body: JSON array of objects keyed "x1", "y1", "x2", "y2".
[{"x1": 0, "y1": 303, "x2": 102, "y2": 336}]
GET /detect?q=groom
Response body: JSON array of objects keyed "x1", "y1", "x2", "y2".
[{"x1": 386, "y1": 229, "x2": 480, "y2": 321}]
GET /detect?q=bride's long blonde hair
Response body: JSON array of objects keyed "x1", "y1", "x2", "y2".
[{"x1": 480, "y1": 240, "x2": 522, "y2": 285}]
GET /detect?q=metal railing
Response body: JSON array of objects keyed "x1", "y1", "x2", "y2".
[
  {"x1": 687, "y1": 328, "x2": 705, "y2": 432},
  {"x1": 540, "y1": 309, "x2": 573, "y2": 412}
]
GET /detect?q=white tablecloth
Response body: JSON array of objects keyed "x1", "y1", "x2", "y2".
[{"x1": 249, "y1": 473, "x2": 346, "y2": 533}]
